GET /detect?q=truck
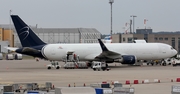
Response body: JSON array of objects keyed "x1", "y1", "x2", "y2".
[
  {"x1": 146, "y1": 59, "x2": 172, "y2": 66},
  {"x1": 172, "y1": 58, "x2": 180, "y2": 67},
  {"x1": 47, "y1": 61, "x2": 61, "y2": 69},
  {"x1": 92, "y1": 61, "x2": 109, "y2": 71}
]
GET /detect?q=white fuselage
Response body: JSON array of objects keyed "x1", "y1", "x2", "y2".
[{"x1": 41, "y1": 43, "x2": 177, "y2": 61}]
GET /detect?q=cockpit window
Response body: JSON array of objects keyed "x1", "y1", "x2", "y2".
[{"x1": 171, "y1": 47, "x2": 174, "y2": 50}]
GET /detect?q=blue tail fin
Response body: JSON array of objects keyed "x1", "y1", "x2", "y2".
[{"x1": 11, "y1": 15, "x2": 46, "y2": 47}]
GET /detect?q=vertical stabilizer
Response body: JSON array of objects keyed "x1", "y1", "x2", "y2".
[{"x1": 11, "y1": 15, "x2": 46, "y2": 47}]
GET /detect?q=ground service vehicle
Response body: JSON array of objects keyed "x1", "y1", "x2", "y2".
[
  {"x1": 92, "y1": 62, "x2": 109, "y2": 71},
  {"x1": 172, "y1": 59, "x2": 180, "y2": 67},
  {"x1": 163, "y1": 58, "x2": 173, "y2": 65},
  {"x1": 47, "y1": 61, "x2": 60, "y2": 69}
]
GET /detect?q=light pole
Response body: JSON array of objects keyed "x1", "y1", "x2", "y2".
[
  {"x1": 130, "y1": 15, "x2": 137, "y2": 33},
  {"x1": 9, "y1": 10, "x2": 12, "y2": 48},
  {"x1": 9, "y1": 10, "x2": 12, "y2": 31},
  {"x1": 109, "y1": 0, "x2": 114, "y2": 35}
]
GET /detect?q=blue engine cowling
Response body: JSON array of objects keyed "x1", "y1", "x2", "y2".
[{"x1": 121, "y1": 55, "x2": 137, "y2": 64}]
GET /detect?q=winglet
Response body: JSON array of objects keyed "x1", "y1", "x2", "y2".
[{"x1": 98, "y1": 39, "x2": 109, "y2": 51}]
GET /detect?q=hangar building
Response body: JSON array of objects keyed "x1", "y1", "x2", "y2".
[{"x1": 0, "y1": 24, "x2": 101, "y2": 48}]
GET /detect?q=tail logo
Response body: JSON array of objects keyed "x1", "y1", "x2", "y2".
[{"x1": 19, "y1": 26, "x2": 30, "y2": 40}]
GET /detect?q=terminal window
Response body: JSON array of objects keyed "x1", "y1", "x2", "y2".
[
  {"x1": 128, "y1": 38, "x2": 133, "y2": 43},
  {"x1": 123, "y1": 38, "x2": 125, "y2": 42},
  {"x1": 172, "y1": 38, "x2": 175, "y2": 49},
  {"x1": 165, "y1": 38, "x2": 168, "y2": 40},
  {"x1": 159, "y1": 37, "x2": 163, "y2": 40},
  {"x1": 134, "y1": 37, "x2": 137, "y2": 40},
  {"x1": 154, "y1": 37, "x2": 158, "y2": 40}
]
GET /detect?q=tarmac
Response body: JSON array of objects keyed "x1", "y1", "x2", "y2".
[{"x1": 0, "y1": 59, "x2": 179, "y2": 94}]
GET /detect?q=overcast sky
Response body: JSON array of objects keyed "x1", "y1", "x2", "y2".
[{"x1": 1, "y1": 0, "x2": 180, "y2": 34}]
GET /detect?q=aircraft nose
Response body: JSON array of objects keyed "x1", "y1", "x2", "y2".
[{"x1": 173, "y1": 49, "x2": 178, "y2": 56}]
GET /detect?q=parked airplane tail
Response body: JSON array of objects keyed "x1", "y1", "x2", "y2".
[
  {"x1": 103, "y1": 35, "x2": 112, "y2": 43},
  {"x1": 11, "y1": 15, "x2": 46, "y2": 47}
]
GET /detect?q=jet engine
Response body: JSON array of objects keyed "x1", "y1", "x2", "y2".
[{"x1": 116, "y1": 55, "x2": 137, "y2": 64}]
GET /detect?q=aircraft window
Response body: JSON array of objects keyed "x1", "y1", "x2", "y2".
[{"x1": 171, "y1": 47, "x2": 174, "y2": 50}]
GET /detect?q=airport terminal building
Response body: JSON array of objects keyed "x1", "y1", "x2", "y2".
[{"x1": 112, "y1": 29, "x2": 180, "y2": 53}]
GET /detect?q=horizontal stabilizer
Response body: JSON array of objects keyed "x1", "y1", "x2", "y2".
[
  {"x1": 21, "y1": 47, "x2": 40, "y2": 53},
  {"x1": 4, "y1": 47, "x2": 18, "y2": 51}
]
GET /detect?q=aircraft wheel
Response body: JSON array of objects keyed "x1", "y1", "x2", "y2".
[
  {"x1": 87, "y1": 63, "x2": 92, "y2": 67},
  {"x1": 15, "y1": 90, "x2": 20, "y2": 92},
  {"x1": 47, "y1": 67, "x2": 51, "y2": 69},
  {"x1": 102, "y1": 67, "x2": 106, "y2": 71},
  {"x1": 106, "y1": 64, "x2": 108, "y2": 68},
  {"x1": 56, "y1": 66, "x2": 60, "y2": 69}
]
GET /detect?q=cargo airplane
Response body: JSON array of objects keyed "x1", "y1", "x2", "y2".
[{"x1": 7, "y1": 15, "x2": 177, "y2": 67}]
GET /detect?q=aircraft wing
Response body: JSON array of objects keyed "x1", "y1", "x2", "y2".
[
  {"x1": 95, "y1": 39, "x2": 122, "y2": 60},
  {"x1": 4, "y1": 47, "x2": 19, "y2": 51},
  {"x1": 95, "y1": 50, "x2": 121, "y2": 59}
]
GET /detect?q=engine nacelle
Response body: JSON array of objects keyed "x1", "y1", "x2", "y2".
[{"x1": 120, "y1": 55, "x2": 137, "y2": 64}]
